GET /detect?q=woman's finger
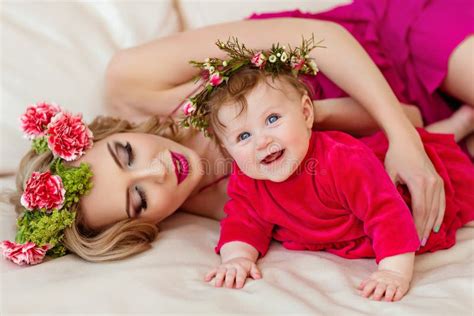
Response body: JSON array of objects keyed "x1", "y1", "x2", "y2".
[
  {"x1": 433, "y1": 183, "x2": 446, "y2": 234},
  {"x1": 406, "y1": 176, "x2": 427, "y2": 239},
  {"x1": 420, "y1": 178, "x2": 441, "y2": 246}
]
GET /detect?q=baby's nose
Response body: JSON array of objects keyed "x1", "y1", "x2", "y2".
[{"x1": 256, "y1": 134, "x2": 272, "y2": 150}]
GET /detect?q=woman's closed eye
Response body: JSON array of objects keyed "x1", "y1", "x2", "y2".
[
  {"x1": 133, "y1": 186, "x2": 147, "y2": 217},
  {"x1": 115, "y1": 141, "x2": 135, "y2": 167},
  {"x1": 118, "y1": 142, "x2": 147, "y2": 217},
  {"x1": 124, "y1": 142, "x2": 134, "y2": 166}
]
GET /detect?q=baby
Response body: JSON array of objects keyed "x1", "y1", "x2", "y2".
[{"x1": 200, "y1": 68, "x2": 474, "y2": 302}]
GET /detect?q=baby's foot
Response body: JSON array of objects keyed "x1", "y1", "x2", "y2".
[
  {"x1": 426, "y1": 105, "x2": 474, "y2": 141},
  {"x1": 451, "y1": 105, "x2": 474, "y2": 136}
]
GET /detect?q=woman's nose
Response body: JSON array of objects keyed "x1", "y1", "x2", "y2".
[{"x1": 130, "y1": 157, "x2": 167, "y2": 183}]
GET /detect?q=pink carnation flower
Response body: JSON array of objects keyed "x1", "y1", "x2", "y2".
[
  {"x1": 20, "y1": 171, "x2": 65, "y2": 211},
  {"x1": 20, "y1": 102, "x2": 61, "y2": 139},
  {"x1": 46, "y1": 112, "x2": 93, "y2": 161},
  {"x1": 209, "y1": 73, "x2": 224, "y2": 86},
  {"x1": 0, "y1": 241, "x2": 50, "y2": 265},
  {"x1": 183, "y1": 100, "x2": 196, "y2": 116},
  {"x1": 251, "y1": 52, "x2": 266, "y2": 69}
]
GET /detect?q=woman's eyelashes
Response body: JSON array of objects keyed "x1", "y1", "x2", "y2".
[
  {"x1": 124, "y1": 142, "x2": 134, "y2": 166},
  {"x1": 133, "y1": 186, "x2": 148, "y2": 216},
  {"x1": 120, "y1": 142, "x2": 147, "y2": 217}
]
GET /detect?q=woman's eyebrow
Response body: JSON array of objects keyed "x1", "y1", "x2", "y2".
[
  {"x1": 107, "y1": 142, "x2": 123, "y2": 169},
  {"x1": 107, "y1": 142, "x2": 131, "y2": 218}
]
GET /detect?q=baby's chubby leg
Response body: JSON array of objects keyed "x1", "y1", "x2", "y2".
[{"x1": 358, "y1": 252, "x2": 415, "y2": 302}]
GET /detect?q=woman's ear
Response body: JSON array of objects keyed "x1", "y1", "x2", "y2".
[{"x1": 301, "y1": 93, "x2": 314, "y2": 129}]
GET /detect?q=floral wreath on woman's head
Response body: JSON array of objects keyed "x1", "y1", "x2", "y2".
[
  {"x1": 0, "y1": 102, "x2": 94, "y2": 265},
  {"x1": 180, "y1": 34, "x2": 324, "y2": 136}
]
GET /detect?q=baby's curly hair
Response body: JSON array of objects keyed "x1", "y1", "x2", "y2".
[{"x1": 206, "y1": 67, "x2": 311, "y2": 139}]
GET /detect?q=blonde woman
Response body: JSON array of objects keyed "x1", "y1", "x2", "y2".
[{"x1": 4, "y1": 2, "x2": 473, "y2": 263}]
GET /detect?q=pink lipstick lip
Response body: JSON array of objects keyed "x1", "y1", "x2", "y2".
[{"x1": 170, "y1": 151, "x2": 189, "y2": 184}]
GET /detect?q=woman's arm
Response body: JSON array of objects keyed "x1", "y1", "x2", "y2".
[
  {"x1": 314, "y1": 98, "x2": 423, "y2": 136},
  {"x1": 106, "y1": 18, "x2": 348, "y2": 120}
]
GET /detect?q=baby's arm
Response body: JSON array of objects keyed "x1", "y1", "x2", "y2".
[
  {"x1": 359, "y1": 252, "x2": 415, "y2": 302},
  {"x1": 327, "y1": 142, "x2": 420, "y2": 301},
  {"x1": 205, "y1": 241, "x2": 261, "y2": 289}
]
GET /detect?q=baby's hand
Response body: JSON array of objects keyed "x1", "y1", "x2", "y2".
[
  {"x1": 204, "y1": 257, "x2": 262, "y2": 289},
  {"x1": 358, "y1": 269, "x2": 410, "y2": 302}
]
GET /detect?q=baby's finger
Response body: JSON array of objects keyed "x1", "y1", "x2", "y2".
[
  {"x1": 358, "y1": 279, "x2": 369, "y2": 290},
  {"x1": 204, "y1": 269, "x2": 217, "y2": 282},
  {"x1": 384, "y1": 284, "x2": 397, "y2": 302},
  {"x1": 235, "y1": 269, "x2": 248, "y2": 289},
  {"x1": 224, "y1": 268, "x2": 237, "y2": 288},
  {"x1": 393, "y1": 286, "x2": 406, "y2": 301},
  {"x1": 214, "y1": 268, "x2": 227, "y2": 287},
  {"x1": 361, "y1": 280, "x2": 377, "y2": 298},
  {"x1": 371, "y1": 283, "x2": 387, "y2": 301},
  {"x1": 250, "y1": 263, "x2": 262, "y2": 279}
]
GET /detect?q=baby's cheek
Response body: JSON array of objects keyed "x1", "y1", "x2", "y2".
[{"x1": 234, "y1": 154, "x2": 260, "y2": 178}]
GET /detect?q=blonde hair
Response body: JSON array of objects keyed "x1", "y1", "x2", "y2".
[
  {"x1": 2, "y1": 115, "x2": 187, "y2": 262},
  {"x1": 207, "y1": 67, "x2": 310, "y2": 136}
]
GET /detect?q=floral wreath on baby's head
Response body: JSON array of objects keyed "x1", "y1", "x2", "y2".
[
  {"x1": 180, "y1": 34, "x2": 324, "y2": 136},
  {"x1": 0, "y1": 102, "x2": 94, "y2": 265}
]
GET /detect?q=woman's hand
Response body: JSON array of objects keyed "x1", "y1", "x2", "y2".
[
  {"x1": 204, "y1": 257, "x2": 262, "y2": 289},
  {"x1": 384, "y1": 137, "x2": 446, "y2": 246},
  {"x1": 358, "y1": 269, "x2": 411, "y2": 302}
]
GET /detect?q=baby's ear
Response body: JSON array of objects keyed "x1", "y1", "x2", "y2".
[{"x1": 301, "y1": 93, "x2": 314, "y2": 129}]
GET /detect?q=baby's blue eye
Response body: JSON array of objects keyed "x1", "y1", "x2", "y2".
[
  {"x1": 266, "y1": 114, "x2": 280, "y2": 124},
  {"x1": 238, "y1": 132, "x2": 251, "y2": 142}
]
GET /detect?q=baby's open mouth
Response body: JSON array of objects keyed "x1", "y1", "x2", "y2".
[{"x1": 261, "y1": 149, "x2": 285, "y2": 165}]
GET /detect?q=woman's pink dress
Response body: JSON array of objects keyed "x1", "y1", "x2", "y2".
[{"x1": 249, "y1": 0, "x2": 473, "y2": 125}]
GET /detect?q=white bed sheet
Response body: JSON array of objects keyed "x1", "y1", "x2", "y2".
[{"x1": 1, "y1": 174, "x2": 473, "y2": 315}]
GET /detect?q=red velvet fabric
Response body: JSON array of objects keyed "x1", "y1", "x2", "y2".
[{"x1": 216, "y1": 130, "x2": 474, "y2": 263}]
